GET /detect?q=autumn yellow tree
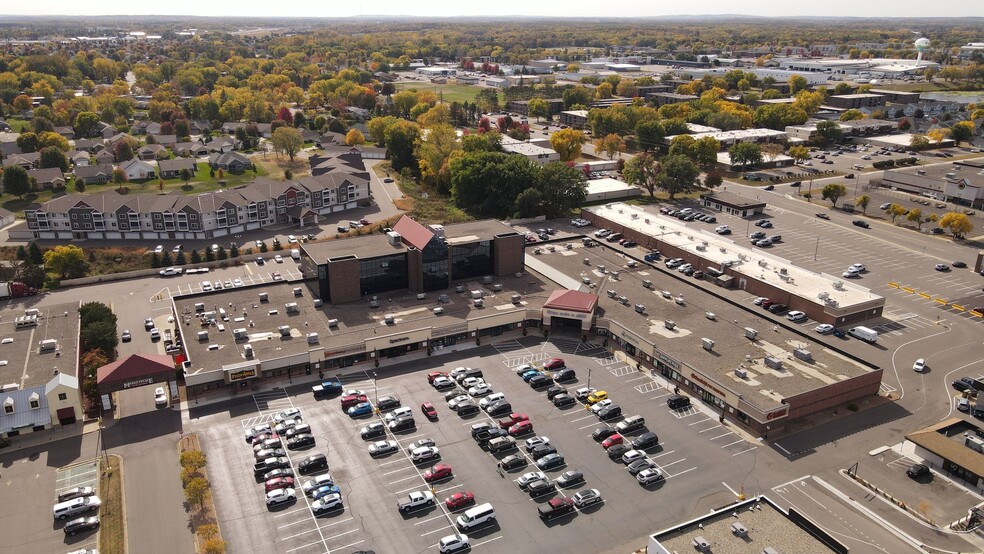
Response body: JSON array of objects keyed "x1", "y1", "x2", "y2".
[
  {"x1": 927, "y1": 128, "x2": 949, "y2": 144},
  {"x1": 549, "y1": 129, "x2": 585, "y2": 162},
  {"x1": 939, "y1": 212, "x2": 973, "y2": 239},
  {"x1": 345, "y1": 129, "x2": 366, "y2": 146},
  {"x1": 594, "y1": 133, "x2": 626, "y2": 160}
]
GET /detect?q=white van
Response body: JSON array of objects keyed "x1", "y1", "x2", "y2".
[
  {"x1": 848, "y1": 326, "x2": 878, "y2": 343},
  {"x1": 456, "y1": 502, "x2": 495, "y2": 530},
  {"x1": 290, "y1": 248, "x2": 301, "y2": 260}
]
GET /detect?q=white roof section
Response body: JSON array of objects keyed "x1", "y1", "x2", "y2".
[
  {"x1": 685, "y1": 123, "x2": 721, "y2": 134},
  {"x1": 586, "y1": 178, "x2": 638, "y2": 196},
  {"x1": 716, "y1": 152, "x2": 792, "y2": 165},
  {"x1": 665, "y1": 128, "x2": 787, "y2": 143},
  {"x1": 584, "y1": 202, "x2": 882, "y2": 312}
]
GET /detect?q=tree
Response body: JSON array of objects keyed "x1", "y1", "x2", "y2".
[
  {"x1": 271, "y1": 127, "x2": 304, "y2": 162},
  {"x1": 634, "y1": 120, "x2": 665, "y2": 152},
  {"x1": 185, "y1": 477, "x2": 209, "y2": 509},
  {"x1": 657, "y1": 154, "x2": 702, "y2": 200},
  {"x1": 16, "y1": 132, "x2": 40, "y2": 153},
  {"x1": 74, "y1": 111, "x2": 101, "y2": 138},
  {"x1": 910, "y1": 134, "x2": 930, "y2": 150},
  {"x1": 813, "y1": 120, "x2": 844, "y2": 146},
  {"x1": 414, "y1": 124, "x2": 460, "y2": 193},
  {"x1": 283, "y1": 169, "x2": 293, "y2": 181},
  {"x1": 595, "y1": 133, "x2": 626, "y2": 160},
  {"x1": 202, "y1": 538, "x2": 227, "y2": 554},
  {"x1": 950, "y1": 121, "x2": 975, "y2": 145},
  {"x1": 43, "y1": 244, "x2": 87, "y2": 279},
  {"x1": 906, "y1": 207, "x2": 924, "y2": 228},
  {"x1": 728, "y1": 142, "x2": 763, "y2": 168},
  {"x1": 939, "y1": 212, "x2": 974, "y2": 239},
  {"x1": 839, "y1": 109, "x2": 865, "y2": 122},
  {"x1": 28, "y1": 242, "x2": 43, "y2": 264},
  {"x1": 180, "y1": 168, "x2": 192, "y2": 184},
  {"x1": 788, "y1": 74, "x2": 808, "y2": 94},
  {"x1": 693, "y1": 137, "x2": 720, "y2": 167},
  {"x1": 385, "y1": 120, "x2": 421, "y2": 172},
  {"x1": 113, "y1": 140, "x2": 134, "y2": 162},
  {"x1": 821, "y1": 183, "x2": 847, "y2": 207},
  {"x1": 180, "y1": 450, "x2": 207, "y2": 472},
  {"x1": 760, "y1": 143, "x2": 785, "y2": 163},
  {"x1": 887, "y1": 203, "x2": 907, "y2": 223},
  {"x1": 345, "y1": 129, "x2": 365, "y2": 146},
  {"x1": 113, "y1": 168, "x2": 128, "y2": 191},
  {"x1": 2, "y1": 164, "x2": 31, "y2": 198},
  {"x1": 897, "y1": 118, "x2": 912, "y2": 132},
  {"x1": 40, "y1": 146, "x2": 69, "y2": 172},
  {"x1": 535, "y1": 162, "x2": 587, "y2": 218},
  {"x1": 854, "y1": 194, "x2": 870, "y2": 214},
  {"x1": 623, "y1": 152, "x2": 661, "y2": 196},
  {"x1": 927, "y1": 128, "x2": 948, "y2": 144},
  {"x1": 549, "y1": 129, "x2": 584, "y2": 162},
  {"x1": 704, "y1": 169, "x2": 724, "y2": 188},
  {"x1": 190, "y1": 249, "x2": 201, "y2": 264},
  {"x1": 527, "y1": 98, "x2": 549, "y2": 122},
  {"x1": 787, "y1": 145, "x2": 810, "y2": 163}
]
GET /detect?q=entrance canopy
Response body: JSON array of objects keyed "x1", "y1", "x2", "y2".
[
  {"x1": 542, "y1": 290, "x2": 599, "y2": 331},
  {"x1": 97, "y1": 353, "x2": 175, "y2": 394}
]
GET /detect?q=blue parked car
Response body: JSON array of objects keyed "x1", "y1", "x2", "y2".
[
  {"x1": 312, "y1": 379, "x2": 343, "y2": 397},
  {"x1": 311, "y1": 484, "x2": 341, "y2": 500},
  {"x1": 347, "y1": 401, "x2": 373, "y2": 417},
  {"x1": 522, "y1": 370, "x2": 545, "y2": 383}
]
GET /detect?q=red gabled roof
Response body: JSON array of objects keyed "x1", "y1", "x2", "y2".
[
  {"x1": 97, "y1": 353, "x2": 175, "y2": 384},
  {"x1": 392, "y1": 215, "x2": 434, "y2": 251},
  {"x1": 544, "y1": 290, "x2": 599, "y2": 313}
]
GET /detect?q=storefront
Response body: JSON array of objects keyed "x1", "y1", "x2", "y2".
[{"x1": 542, "y1": 290, "x2": 598, "y2": 332}]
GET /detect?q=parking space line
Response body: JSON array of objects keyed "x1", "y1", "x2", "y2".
[
  {"x1": 390, "y1": 474, "x2": 423, "y2": 485},
  {"x1": 720, "y1": 439, "x2": 745, "y2": 448},
  {"x1": 420, "y1": 524, "x2": 455, "y2": 537},
  {"x1": 414, "y1": 513, "x2": 452, "y2": 526},
  {"x1": 732, "y1": 446, "x2": 758, "y2": 457},
  {"x1": 321, "y1": 528, "x2": 360, "y2": 541},
  {"x1": 697, "y1": 424, "x2": 723, "y2": 433},
  {"x1": 278, "y1": 516, "x2": 322, "y2": 530},
  {"x1": 688, "y1": 417, "x2": 712, "y2": 426},
  {"x1": 274, "y1": 506, "x2": 312, "y2": 518},
  {"x1": 651, "y1": 449, "x2": 676, "y2": 458},
  {"x1": 332, "y1": 541, "x2": 365, "y2": 552},
  {"x1": 283, "y1": 539, "x2": 330, "y2": 553},
  {"x1": 664, "y1": 466, "x2": 698, "y2": 479},
  {"x1": 383, "y1": 466, "x2": 417, "y2": 476},
  {"x1": 708, "y1": 431, "x2": 734, "y2": 441}
]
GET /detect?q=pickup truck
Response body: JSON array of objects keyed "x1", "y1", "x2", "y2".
[
  {"x1": 312, "y1": 380, "x2": 343, "y2": 397},
  {"x1": 254, "y1": 456, "x2": 290, "y2": 478},
  {"x1": 397, "y1": 490, "x2": 435, "y2": 513},
  {"x1": 644, "y1": 252, "x2": 660, "y2": 262}
]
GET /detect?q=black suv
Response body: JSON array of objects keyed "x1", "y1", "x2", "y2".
[
  {"x1": 376, "y1": 396, "x2": 401, "y2": 411},
  {"x1": 298, "y1": 453, "x2": 328, "y2": 474},
  {"x1": 486, "y1": 400, "x2": 512, "y2": 416},
  {"x1": 632, "y1": 432, "x2": 659, "y2": 450},
  {"x1": 597, "y1": 405, "x2": 622, "y2": 420},
  {"x1": 545, "y1": 386, "x2": 567, "y2": 400},
  {"x1": 457, "y1": 402, "x2": 480, "y2": 416},
  {"x1": 852, "y1": 220, "x2": 870, "y2": 228},
  {"x1": 667, "y1": 395, "x2": 691, "y2": 410},
  {"x1": 553, "y1": 368, "x2": 576, "y2": 382},
  {"x1": 529, "y1": 374, "x2": 553, "y2": 389}
]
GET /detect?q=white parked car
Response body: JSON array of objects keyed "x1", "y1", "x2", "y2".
[
  {"x1": 574, "y1": 387, "x2": 597, "y2": 401},
  {"x1": 636, "y1": 468, "x2": 664, "y2": 485},
  {"x1": 274, "y1": 255, "x2": 284, "y2": 263},
  {"x1": 438, "y1": 533, "x2": 469, "y2": 553},
  {"x1": 461, "y1": 376, "x2": 485, "y2": 388},
  {"x1": 814, "y1": 324, "x2": 834, "y2": 335},
  {"x1": 468, "y1": 383, "x2": 492, "y2": 397},
  {"x1": 913, "y1": 358, "x2": 926, "y2": 373},
  {"x1": 842, "y1": 269, "x2": 860, "y2": 278},
  {"x1": 848, "y1": 263, "x2": 866, "y2": 273},
  {"x1": 479, "y1": 392, "x2": 506, "y2": 409},
  {"x1": 311, "y1": 493, "x2": 343, "y2": 514},
  {"x1": 159, "y1": 267, "x2": 182, "y2": 276},
  {"x1": 431, "y1": 376, "x2": 454, "y2": 389},
  {"x1": 524, "y1": 436, "x2": 550, "y2": 451},
  {"x1": 287, "y1": 235, "x2": 299, "y2": 243},
  {"x1": 154, "y1": 387, "x2": 168, "y2": 407},
  {"x1": 410, "y1": 446, "x2": 440, "y2": 462},
  {"x1": 154, "y1": 245, "x2": 164, "y2": 254},
  {"x1": 303, "y1": 474, "x2": 335, "y2": 495},
  {"x1": 447, "y1": 395, "x2": 470, "y2": 410},
  {"x1": 590, "y1": 399, "x2": 613, "y2": 414},
  {"x1": 266, "y1": 487, "x2": 296, "y2": 507},
  {"x1": 513, "y1": 363, "x2": 535, "y2": 375},
  {"x1": 786, "y1": 311, "x2": 807, "y2": 322},
  {"x1": 274, "y1": 408, "x2": 302, "y2": 423}
]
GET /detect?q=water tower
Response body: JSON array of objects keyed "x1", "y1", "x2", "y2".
[{"x1": 914, "y1": 38, "x2": 931, "y2": 66}]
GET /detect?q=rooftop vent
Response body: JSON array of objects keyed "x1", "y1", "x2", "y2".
[{"x1": 764, "y1": 356, "x2": 784, "y2": 370}]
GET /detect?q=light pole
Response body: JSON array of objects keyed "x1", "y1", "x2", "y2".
[
  {"x1": 371, "y1": 371, "x2": 378, "y2": 406},
  {"x1": 587, "y1": 365, "x2": 592, "y2": 390},
  {"x1": 814, "y1": 236, "x2": 820, "y2": 261},
  {"x1": 853, "y1": 172, "x2": 861, "y2": 198}
]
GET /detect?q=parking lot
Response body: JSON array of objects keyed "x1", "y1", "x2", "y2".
[
  {"x1": 857, "y1": 449, "x2": 981, "y2": 526},
  {"x1": 192, "y1": 335, "x2": 768, "y2": 554}
]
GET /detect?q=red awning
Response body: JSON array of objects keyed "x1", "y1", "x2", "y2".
[{"x1": 543, "y1": 289, "x2": 599, "y2": 313}]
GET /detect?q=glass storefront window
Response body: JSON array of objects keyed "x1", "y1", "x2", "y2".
[
  {"x1": 422, "y1": 238, "x2": 449, "y2": 291},
  {"x1": 451, "y1": 240, "x2": 493, "y2": 281},
  {"x1": 360, "y1": 254, "x2": 408, "y2": 295}
]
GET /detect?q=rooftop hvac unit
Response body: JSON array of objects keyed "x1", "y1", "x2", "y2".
[
  {"x1": 731, "y1": 522, "x2": 749, "y2": 538},
  {"x1": 793, "y1": 348, "x2": 813, "y2": 361},
  {"x1": 233, "y1": 328, "x2": 248, "y2": 340},
  {"x1": 597, "y1": 264, "x2": 607, "y2": 273},
  {"x1": 584, "y1": 257, "x2": 591, "y2": 265},
  {"x1": 631, "y1": 213, "x2": 638, "y2": 219},
  {"x1": 428, "y1": 224, "x2": 445, "y2": 237},
  {"x1": 313, "y1": 299, "x2": 323, "y2": 308},
  {"x1": 634, "y1": 304, "x2": 646, "y2": 314},
  {"x1": 197, "y1": 331, "x2": 209, "y2": 341},
  {"x1": 626, "y1": 260, "x2": 637, "y2": 268},
  {"x1": 696, "y1": 244, "x2": 706, "y2": 251},
  {"x1": 764, "y1": 356, "x2": 784, "y2": 370},
  {"x1": 328, "y1": 319, "x2": 338, "y2": 327},
  {"x1": 417, "y1": 293, "x2": 427, "y2": 300},
  {"x1": 369, "y1": 298, "x2": 380, "y2": 308},
  {"x1": 278, "y1": 325, "x2": 290, "y2": 336},
  {"x1": 439, "y1": 294, "x2": 450, "y2": 304},
  {"x1": 456, "y1": 284, "x2": 465, "y2": 293},
  {"x1": 702, "y1": 338, "x2": 714, "y2": 351},
  {"x1": 779, "y1": 267, "x2": 788, "y2": 275},
  {"x1": 665, "y1": 320, "x2": 676, "y2": 330},
  {"x1": 285, "y1": 302, "x2": 299, "y2": 314},
  {"x1": 293, "y1": 287, "x2": 303, "y2": 297},
  {"x1": 611, "y1": 271, "x2": 620, "y2": 280},
  {"x1": 744, "y1": 327, "x2": 758, "y2": 340},
  {"x1": 244, "y1": 344, "x2": 254, "y2": 358},
  {"x1": 818, "y1": 292, "x2": 830, "y2": 301},
  {"x1": 642, "y1": 280, "x2": 652, "y2": 289},
  {"x1": 832, "y1": 281, "x2": 844, "y2": 290},
  {"x1": 644, "y1": 218, "x2": 650, "y2": 224},
  {"x1": 758, "y1": 260, "x2": 768, "y2": 267},
  {"x1": 511, "y1": 294, "x2": 521, "y2": 304},
  {"x1": 258, "y1": 292, "x2": 269, "y2": 302},
  {"x1": 619, "y1": 296, "x2": 630, "y2": 305},
  {"x1": 483, "y1": 276, "x2": 493, "y2": 285},
  {"x1": 608, "y1": 289, "x2": 618, "y2": 298},
  {"x1": 734, "y1": 367, "x2": 748, "y2": 379},
  {"x1": 693, "y1": 536, "x2": 710, "y2": 552},
  {"x1": 307, "y1": 332, "x2": 319, "y2": 344},
  {"x1": 493, "y1": 284, "x2": 502, "y2": 292},
  {"x1": 433, "y1": 307, "x2": 444, "y2": 315},
  {"x1": 471, "y1": 290, "x2": 483, "y2": 299},
  {"x1": 386, "y1": 231, "x2": 402, "y2": 246},
  {"x1": 384, "y1": 314, "x2": 395, "y2": 324},
  {"x1": 473, "y1": 298, "x2": 484, "y2": 308}
]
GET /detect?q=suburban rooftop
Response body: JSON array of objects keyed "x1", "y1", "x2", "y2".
[{"x1": 0, "y1": 302, "x2": 80, "y2": 389}]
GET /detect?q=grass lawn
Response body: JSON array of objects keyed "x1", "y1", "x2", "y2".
[
  {"x1": 5, "y1": 118, "x2": 29, "y2": 132},
  {"x1": 99, "y1": 454, "x2": 124, "y2": 554},
  {"x1": 395, "y1": 82, "x2": 501, "y2": 105},
  {"x1": 372, "y1": 162, "x2": 471, "y2": 224}
]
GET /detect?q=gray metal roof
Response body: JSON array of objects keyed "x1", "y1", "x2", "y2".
[{"x1": 0, "y1": 385, "x2": 51, "y2": 433}]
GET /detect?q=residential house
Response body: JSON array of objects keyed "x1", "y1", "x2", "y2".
[
  {"x1": 309, "y1": 152, "x2": 371, "y2": 180},
  {"x1": 189, "y1": 120, "x2": 212, "y2": 135},
  {"x1": 105, "y1": 132, "x2": 130, "y2": 147},
  {"x1": 54, "y1": 126, "x2": 75, "y2": 140},
  {"x1": 129, "y1": 121, "x2": 149, "y2": 135},
  {"x1": 94, "y1": 149, "x2": 116, "y2": 165},
  {"x1": 208, "y1": 152, "x2": 252, "y2": 172},
  {"x1": 97, "y1": 122, "x2": 116, "y2": 139},
  {"x1": 344, "y1": 107, "x2": 370, "y2": 121},
  {"x1": 500, "y1": 136, "x2": 560, "y2": 165},
  {"x1": 5, "y1": 152, "x2": 40, "y2": 170},
  {"x1": 65, "y1": 150, "x2": 90, "y2": 167},
  {"x1": 158, "y1": 158, "x2": 198, "y2": 179},
  {"x1": 299, "y1": 128, "x2": 320, "y2": 143},
  {"x1": 206, "y1": 137, "x2": 237, "y2": 153},
  {"x1": 119, "y1": 158, "x2": 156, "y2": 181},
  {"x1": 150, "y1": 134, "x2": 178, "y2": 148},
  {"x1": 172, "y1": 141, "x2": 210, "y2": 157},
  {"x1": 22, "y1": 152, "x2": 373, "y2": 241},
  {"x1": 0, "y1": 141, "x2": 22, "y2": 157},
  {"x1": 138, "y1": 144, "x2": 167, "y2": 161},
  {"x1": 254, "y1": 123, "x2": 272, "y2": 138},
  {"x1": 316, "y1": 132, "x2": 346, "y2": 147},
  {"x1": 221, "y1": 122, "x2": 249, "y2": 134},
  {"x1": 320, "y1": 145, "x2": 386, "y2": 160},
  {"x1": 28, "y1": 168, "x2": 67, "y2": 189},
  {"x1": 74, "y1": 164, "x2": 114, "y2": 185},
  {"x1": 73, "y1": 138, "x2": 105, "y2": 153}
]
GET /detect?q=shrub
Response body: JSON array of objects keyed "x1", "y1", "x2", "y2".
[{"x1": 847, "y1": 402, "x2": 859, "y2": 412}]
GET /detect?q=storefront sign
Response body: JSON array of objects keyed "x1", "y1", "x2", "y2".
[
  {"x1": 654, "y1": 349, "x2": 680, "y2": 370},
  {"x1": 690, "y1": 371, "x2": 726, "y2": 398},
  {"x1": 766, "y1": 406, "x2": 789, "y2": 420},
  {"x1": 228, "y1": 368, "x2": 257, "y2": 381},
  {"x1": 543, "y1": 308, "x2": 590, "y2": 321},
  {"x1": 389, "y1": 336, "x2": 410, "y2": 344},
  {"x1": 123, "y1": 377, "x2": 154, "y2": 389}
]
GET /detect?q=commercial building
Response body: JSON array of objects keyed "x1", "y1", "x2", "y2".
[
  {"x1": 651, "y1": 93, "x2": 699, "y2": 107},
  {"x1": 878, "y1": 160, "x2": 984, "y2": 208},
  {"x1": 584, "y1": 178, "x2": 642, "y2": 203},
  {"x1": 699, "y1": 191, "x2": 767, "y2": 216},
  {"x1": 414, "y1": 67, "x2": 457, "y2": 77},
  {"x1": 505, "y1": 98, "x2": 565, "y2": 116},
  {"x1": 559, "y1": 110, "x2": 589, "y2": 129},
  {"x1": 580, "y1": 202, "x2": 886, "y2": 326},
  {"x1": 300, "y1": 216, "x2": 525, "y2": 304},
  {"x1": 499, "y1": 136, "x2": 560, "y2": 164},
  {"x1": 902, "y1": 418, "x2": 984, "y2": 490},
  {"x1": 826, "y1": 93, "x2": 887, "y2": 110},
  {"x1": 648, "y1": 495, "x2": 846, "y2": 554},
  {"x1": 529, "y1": 235, "x2": 881, "y2": 435},
  {"x1": 663, "y1": 128, "x2": 787, "y2": 150},
  {"x1": 0, "y1": 303, "x2": 83, "y2": 439}
]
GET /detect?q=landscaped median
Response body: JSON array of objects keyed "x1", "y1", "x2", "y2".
[
  {"x1": 99, "y1": 454, "x2": 125, "y2": 554},
  {"x1": 179, "y1": 432, "x2": 227, "y2": 554}
]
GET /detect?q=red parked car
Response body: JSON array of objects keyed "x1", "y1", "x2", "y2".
[
  {"x1": 424, "y1": 464, "x2": 453, "y2": 482},
  {"x1": 421, "y1": 402, "x2": 438, "y2": 420},
  {"x1": 508, "y1": 421, "x2": 534, "y2": 437},
  {"x1": 601, "y1": 433, "x2": 624, "y2": 449},
  {"x1": 498, "y1": 413, "x2": 530, "y2": 428},
  {"x1": 341, "y1": 394, "x2": 368, "y2": 409},
  {"x1": 251, "y1": 433, "x2": 278, "y2": 446},
  {"x1": 427, "y1": 371, "x2": 448, "y2": 384},
  {"x1": 543, "y1": 358, "x2": 566, "y2": 370},
  {"x1": 445, "y1": 491, "x2": 475, "y2": 510},
  {"x1": 264, "y1": 476, "x2": 295, "y2": 492}
]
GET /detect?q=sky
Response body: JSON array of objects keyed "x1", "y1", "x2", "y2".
[{"x1": 2, "y1": 1, "x2": 983, "y2": 18}]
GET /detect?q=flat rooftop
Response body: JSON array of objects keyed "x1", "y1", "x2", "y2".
[
  {"x1": 585, "y1": 203, "x2": 883, "y2": 313},
  {"x1": 665, "y1": 128, "x2": 787, "y2": 143},
  {"x1": 533, "y1": 241, "x2": 874, "y2": 412},
  {"x1": 174, "y1": 274, "x2": 550, "y2": 374},
  {"x1": 0, "y1": 302, "x2": 80, "y2": 389},
  {"x1": 651, "y1": 495, "x2": 840, "y2": 554},
  {"x1": 302, "y1": 234, "x2": 407, "y2": 262},
  {"x1": 887, "y1": 159, "x2": 984, "y2": 186}
]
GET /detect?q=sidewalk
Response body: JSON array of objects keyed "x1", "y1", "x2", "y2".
[{"x1": 1, "y1": 413, "x2": 113, "y2": 456}]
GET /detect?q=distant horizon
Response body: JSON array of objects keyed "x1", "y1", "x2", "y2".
[{"x1": 0, "y1": 1, "x2": 982, "y2": 20}]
